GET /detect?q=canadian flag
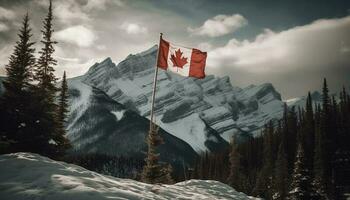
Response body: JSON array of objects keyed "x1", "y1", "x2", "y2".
[{"x1": 157, "y1": 37, "x2": 207, "y2": 78}]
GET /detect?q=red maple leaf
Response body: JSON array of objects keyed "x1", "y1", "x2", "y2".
[{"x1": 170, "y1": 48, "x2": 188, "y2": 68}]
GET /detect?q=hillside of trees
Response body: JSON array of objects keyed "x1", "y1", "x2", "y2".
[{"x1": 191, "y1": 79, "x2": 350, "y2": 200}]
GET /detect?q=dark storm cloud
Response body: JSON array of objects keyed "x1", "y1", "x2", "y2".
[{"x1": 0, "y1": 0, "x2": 349, "y2": 99}]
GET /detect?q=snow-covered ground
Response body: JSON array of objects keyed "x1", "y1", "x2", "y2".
[{"x1": 0, "y1": 153, "x2": 259, "y2": 200}]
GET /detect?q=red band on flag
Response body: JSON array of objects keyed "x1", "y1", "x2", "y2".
[
  {"x1": 189, "y1": 49, "x2": 207, "y2": 79},
  {"x1": 157, "y1": 38, "x2": 169, "y2": 70}
]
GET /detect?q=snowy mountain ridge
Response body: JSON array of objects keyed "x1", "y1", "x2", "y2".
[
  {"x1": 0, "y1": 43, "x2": 313, "y2": 155},
  {"x1": 0, "y1": 152, "x2": 259, "y2": 200},
  {"x1": 79, "y1": 46, "x2": 286, "y2": 152}
]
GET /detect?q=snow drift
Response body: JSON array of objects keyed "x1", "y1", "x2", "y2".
[{"x1": 0, "y1": 153, "x2": 259, "y2": 200}]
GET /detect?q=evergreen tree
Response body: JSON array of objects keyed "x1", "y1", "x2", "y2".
[
  {"x1": 319, "y1": 78, "x2": 333, "y2": 192},
  {"x1": 227, "y1": 138, "x2": 242, "y2": 190},
  {"x1": 56, "y1": 71, "x2": 70, "y2": 155},
  {"x1": 288, "y1": 143, "x2": 311, "y2": 200},
  {"x1": 35, "y1": 0, "x2": 58, "y2": 90},
  {"x1": 0, "y1": 13, "x2": 36, "y2": 152},
  {"x1": 286, "y1": 106, "x2": 298, "y2": 173},
  {"x1": 141, "y1": 126, "x2": 173, "y2": 184},
  {"x1": 339, "y1": 87, "x2": 349, "y2": 148},
  {"x1": 302, "y1": 92, "x2": 315, "y2": 171},
  {"x1": 253, "y1": 122, "x2": 274, "y2": 199},
  {"x1": 312, "y1": 117, "x2": 329, "y2": 200},
  {"x1": 339, "y1": 87, "x2": 348, "y2": 134},
  {"x1": 33, "y1": 0, "x2": 62, "y2": 156},
  {"x1": 273, "y1": 141, "x2": 289, "y2": 200}
]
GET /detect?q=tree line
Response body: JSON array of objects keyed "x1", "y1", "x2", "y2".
[
  {"x1": 191, "y1": 79, "x2": 350, "y2": 200},
  {"x1": 0, "y1": 1, "x2": 70, "y2": 158},
  {"x1": 64, "y1": 153, "x2": 145, "y2": 179}
]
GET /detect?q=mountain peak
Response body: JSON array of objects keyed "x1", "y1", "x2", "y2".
[
  {"x1": 137, "y1": 45, "x2": 158, "y2": 57},
  {"x1": 125, "y1": 45, "x2": 158, "y2": 59},
  {"x1": 84, "y1": 57, "x2": 117, "y2": 80},
  {"x1": 101, "y1": 57, "x2": 113, "y2": 64},
  {"x1": 257, "y1": 83, "x2": 281, "y2": 100}
]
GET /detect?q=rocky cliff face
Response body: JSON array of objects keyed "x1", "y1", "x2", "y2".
[
  {"x1": 66, "y1": 76, "x2": 198, "y2": 166},
  {"x1": 80, "y1": 46, "x2": 285, "y2": 152}
]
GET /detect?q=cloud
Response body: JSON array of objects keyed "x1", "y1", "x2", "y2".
[
  {"x1": 206, "y1": 16, "x2": 350, "y2": 98},
  {"x1": 33, "y1": 0, "x2": 90, "y2": 25},
  {"x1": 54, "y1": 1, "x2": 90, "y2": 25},
  {"x1": 0, "y1": 45, "x2": 13, "y2": 76},
  {"x1": 120, "y1": 22, "x2": 148, "y2": 34},
  {"x1": 197, "y1": 42, "x2": 212, "y2": 52},
  {"x1": 0, "y1": 23, "x2": 9, "y2": 32},
  {"x1": 34, "y1": 0, "x2": 123, "y2": 24},
  {"x1": 55, "y1": 58, "x2": 98, "y2": 79},
  {"x1": 34, "y1": 0, "x2": 89, "y2": 23},
  {"x1": 54, "y1": 25, "x2": 97, "y2": 47},
  {"x1": 83, "y1": 0, "x2": 124, "y2": 11},
  {"x1": 96, "y1": 45, "x2": 107, "y2": 50},
  {"x1": 188, "y1": 14, "x2": 247, "y2": 37},
  {"x1": 56, "y1": 56, "x2": 80, "y2": 62},
  {"x1": 0, "y1": 6, "x2": 16, "y2": 20},
  {"x1": 208, "y1": 16, "x2": 350, "y2": 73}
]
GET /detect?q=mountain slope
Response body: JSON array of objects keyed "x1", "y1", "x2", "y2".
[
  {"x1": 0, "y1": 153, "x2": 259, "y2": 200},
  {"x1": 81, "y1": 46, "x2": 285, "y2": 152},
  {"x1": 66, "y1": 76, "x2": 198, "y2": 166}
]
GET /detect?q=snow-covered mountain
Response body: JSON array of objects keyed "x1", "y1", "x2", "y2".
[
  {"x1": 80, "y1": 46, "x2": 285, "y2": 152},
  {"x1": 0, "y1": 46, "x2": 291, "y2": 155},
  {"x1": 0, "y1": 153, "x2": 259, "y2": 200},
  {"x1": 66, "y1": 76, "x2": 198, "y2": 166}
]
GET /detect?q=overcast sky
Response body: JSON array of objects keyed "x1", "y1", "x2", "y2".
[{"x1": 0, "y1": 0, "x2": 349, "y2": 99}]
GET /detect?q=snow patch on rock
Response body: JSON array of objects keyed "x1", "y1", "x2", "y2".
[{"x1": 111, "y1": 110, "x2": 125, "y2": 121}]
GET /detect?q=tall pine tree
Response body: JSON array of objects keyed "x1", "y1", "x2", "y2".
[
  {"x1": 227, "y1": 138, "x2": 242, "y2": 191},
  {"x1": 141, "y1": 126, "x2": 173, "y2": 184},
  {"x1": 302, "y1": 92, "x2": 315, "y2": 171},
  {"x1": 33, "y1": 0, "x2": 66, "y2": 157},
  {"x1": 319, "y1": 78, "x2": 333, "y2": 193},
  {"x1": 56, "y1": 71, "x2": 70, "y2": 156},
  {"x1": 287, "y1": 106, "x2": 298, "y2": 173},
  {"x1": 312, "y1": 98, "x2": 329, "y2": 200},
  {"x1": 273, "y1": 140, "x2": 289, "y2": 200},
  {"x1": 0, "y1": 13, "x2": 36, "y2": 153},
  {"x1": 253, "y1": 122, "x2": 274, "y2": 199},
  {"x1": 288, "y1": 143, "x2": 311, "y2": 200}
]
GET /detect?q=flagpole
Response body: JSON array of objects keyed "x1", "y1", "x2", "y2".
[{"x1": 149, "y1": 33, "x2": 162, "y2": 131}]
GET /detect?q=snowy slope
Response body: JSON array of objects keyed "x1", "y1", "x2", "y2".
[
  {"x1": 66, "y1": 76, "x2": 198, "y2": 166},
  {"x1": 0, "y1": 153, "x2": 259, "y2": 200},
  {"x1": 81, "y1": 46, "x2": 285, "y2": 151}
]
